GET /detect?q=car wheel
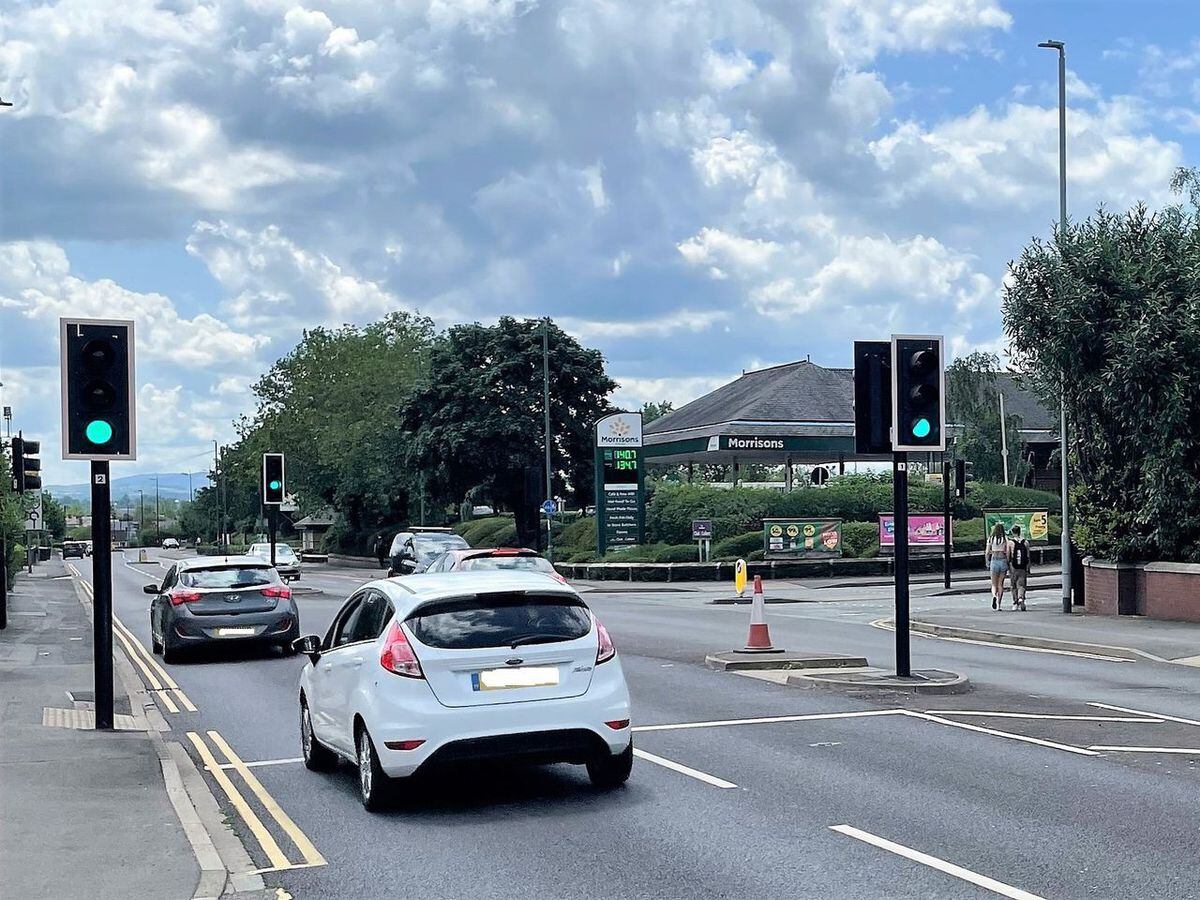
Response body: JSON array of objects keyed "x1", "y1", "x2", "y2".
[
  {"x1": 587, "y1": 741, "x2": 633, "y2": 789},
  {"x1": 161, "y1": 637, "x2": 182, "y2": 665},
  {"x1": 300, "y1": 701, "x2": 337, "y2": 772},
  {"x1": 356, "y1": 725, "x2": 393, "y2": 812},
  {"x1": 151, "y1": 626, "x2": 163, "y2": 655}
]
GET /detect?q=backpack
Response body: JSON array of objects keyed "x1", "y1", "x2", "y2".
[{"x1": 1011, "y1": 539, "x2": 1029, "y2": 570}]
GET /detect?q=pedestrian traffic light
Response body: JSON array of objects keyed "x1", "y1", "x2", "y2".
[
  {"x1": 262, "y1": 453, "x2": 285, "y2": 505},
  {"x1": 853, "y1": 340, "x2": 892, "y2": 454},
  {"x1": 11, "y1": 434, "x2": 42, "y2": 492},
  {"x1": 60, "y1": 319, "x2": 136, "y2": 460},
  {"x1": 891, "y1": 335, "x2": 945, "y2": 452},
  {"x1": 954, "y1": 459, "x2": 974, "y2": 499}
]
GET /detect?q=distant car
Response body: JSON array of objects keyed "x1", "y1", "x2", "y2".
[
  {"x1": 293, "y1": 571, "x2": 631, "y2": 811},
  {"x1": 425, "y1": 547, "x2": 567, "y2": 584},
  {"x1": 387, "y1": 529, "x2": 469, "y2": 577},
  {"x1": 145, "y1": 556, "x2": 300, "y2": 663},
  {"x1": 247, "y1": 542, "x2": 301, "y2": 582},
  {"x1": 62, "y1": 541, "x2": 86, "y2": 559},
  {"x1": 162, "y1": 538, "x2": 180, "y2": 550},
  {"x1": 84, "y1": 541, "x2": 93, "y2": 556}
]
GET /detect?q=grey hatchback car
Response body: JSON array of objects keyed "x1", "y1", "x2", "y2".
[{"x1": 146, "y1": 556, "x2": 300, "y2": 663}]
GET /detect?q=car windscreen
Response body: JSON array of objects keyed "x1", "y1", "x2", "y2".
[
  {"x1": 406, "y1": 592, "x2": 591, "y2": 650},
  {"x1": 460, "y1": 556, "x2": 552, "y2": 573},
  {"x1": 179, "y1": 566, "x2": 278, "y2": 589},
  {"x1": 413, "y1": 534, "x2": 469, "y2": 561}
]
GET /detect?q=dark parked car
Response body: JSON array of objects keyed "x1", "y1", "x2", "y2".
[
  {"x1": 62, "y1": 541, "x2": 86, "y2": 559},
  {"x1": 424, "y1": 547, "x2": 567, "y2": 584},
  {"x1": 146, "y1": 556, "x2": 300, "y2": 663},
  {"x1": 386, "y1": 529, "x2": 469, "y2": 576}
]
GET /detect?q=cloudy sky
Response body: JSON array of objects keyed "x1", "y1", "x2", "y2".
[{"x1": 0, "y1": 0, "x2": 1195, "y2": 481}]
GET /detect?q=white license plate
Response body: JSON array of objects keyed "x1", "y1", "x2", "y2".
[
  {"x1": 474, "y1": 666, "x2": 560, "y2": 691},
  {"x1": 216, "y1": 627, "x2": 256, "y2": 637}
]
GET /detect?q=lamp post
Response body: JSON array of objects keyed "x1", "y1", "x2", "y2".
[
  {"x1": 1038, "y1": 38, "x2": 1072, "y2": 615},
  {"x1": 542, "y1": 319, "x2": 553, "y2": 562},
  {"x1": 138, "y1": 490, "x2": 144, "y2": 544},
  {"x1": 155, "y1": 475, "x2": 161, "y2": 544}
]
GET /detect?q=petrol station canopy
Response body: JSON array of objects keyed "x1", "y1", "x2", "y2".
[{"x1": 642, "y1": 359, "x2": 1056, "y2": 470}]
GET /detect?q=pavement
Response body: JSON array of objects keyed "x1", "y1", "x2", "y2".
[{"x1": 14, "y1": 547, "x2": 1200, "y2": 898}]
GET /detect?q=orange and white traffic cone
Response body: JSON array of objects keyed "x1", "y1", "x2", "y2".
[{"x1": 743, "y1": 575, "x2": 775, "y2": 652}]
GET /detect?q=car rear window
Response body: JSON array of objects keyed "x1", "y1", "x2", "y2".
[
  {"x1": 406, "y1": 592, "x2": 591, "y2": 650},
  {"x1": 461, "y1": 556, "x2": 552, "y2": 573},
  {"x1": 180, "y1": 566, "x2": 278, "y2": 589}
]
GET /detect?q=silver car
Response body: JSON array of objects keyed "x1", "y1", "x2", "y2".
[{"x1": 248, "y1": 542, "x2": 301, "y2": 582}]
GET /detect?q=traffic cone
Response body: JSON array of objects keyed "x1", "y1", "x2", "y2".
[{"x1": 743, "y1": 576, "x2": 775, "y2": 651}]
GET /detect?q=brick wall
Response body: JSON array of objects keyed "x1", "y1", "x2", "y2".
[{"x1": 1084, "y1": 558, "x2": 1200, "y2": 623}]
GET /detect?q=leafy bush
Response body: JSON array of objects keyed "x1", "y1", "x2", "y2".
[
  {"x1": 558, "y1": 517, "x2": 596, "y2": 552},
  {"x1": 841, "y1": 521, "x2": 880, "y2": 558},
  {"x1": 655, "y1": 543, "x2": 702, "y2": 563},
  {"x1": 712, "y1": 531, "x2": 763, "y2": 560},
  {"x1": 473, "y1": 521, "x2": 519, "y2": 549},
  {"x1": 956, "y1": 483, "x2": 1062, "y2": 519}
]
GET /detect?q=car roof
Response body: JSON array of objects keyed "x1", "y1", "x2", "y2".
[
  {"x1": 176, "y1": 555, "x2": 272, "y2": 571},
  {"x1": 369, "y1": 571, "x2": 581, "y2": 617}
]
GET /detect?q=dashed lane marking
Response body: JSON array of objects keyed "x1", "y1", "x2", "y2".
[
  {"x1": 633, "y1": 709, "x2": 906, "y2": 733},
  {"x1": 901, "y1": 711, "x2": 1097, "y2": 756},
  {"x1": 1088, "y1": 702, "x2": 1200, "y2": 728},
  {"x1": 830, "y1": 824, "x2": 1047, "y2": 900},
  {"x1": 924, "y1": 711, "x2": 1163, "y2": 723},
  {"x1": 632, "y1": 748, "x2": 737, "y2": 789}
]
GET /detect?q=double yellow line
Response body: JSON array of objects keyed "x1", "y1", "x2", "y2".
[
  {"x1": 188, "y1": 730, "x2": 326, "y2": 874},
  {"x1": 67, "y1": 564, "x2": 197, "y2": 714}
]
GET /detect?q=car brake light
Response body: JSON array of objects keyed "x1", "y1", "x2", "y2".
[
  {"x1": 380, "y1": 621, "x2": 424, "y2": 678},
  {"x1": 261, "y1": 585, "x2": 292, "y2": 599},
  {"x1": 385, "y1": 739, "x2": 426, "y2": 751},
  {"x1": 169, "y1": 591, "x2": 202, "y2": 606},
  {"x1": 492, "y1": 548, "x2": 523, "y2": 556},
  {"x1": 552, "y1": 572, "x2": 568, "y2": 584},
  {"x1": 596, "y1": 618, "x2": 616, "y2": 664},
  {"x1": 605, "y1": 719, "x2": 630, "y2": 730}
]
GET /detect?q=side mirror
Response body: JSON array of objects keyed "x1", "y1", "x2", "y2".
[
  {"x1": 143, "y1": 584, "x2": 159, "y2": 595},
  {"x1": 293, "y1": 634, "x2": 322, "y2": 662}
]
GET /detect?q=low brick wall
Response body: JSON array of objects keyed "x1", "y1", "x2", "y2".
[{"x1": 1083, "y1": 558, "x2": 1200, "y2": 623}]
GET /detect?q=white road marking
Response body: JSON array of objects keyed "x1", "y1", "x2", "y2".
[
  {"x1": 901, "y1": 711, "x2": 1097, "y2": 756},
  {"x1": 633, "y1": 748, "x2": 736, "y2": 788},
  {"x1": 633, "y1": 709, "x2": 906, "y2": 733},
  {"x1": 869, "y1": 619, "x2": 1132, "y2": 662},
  {"x1": 207, "y1": 757, "x2": 304, "y2": 771},
  {"x1": 1089, "y1": 746, "x2": 1200, "y2": 755},
  {"x1": 830, "y1": 824, "x2": 1047, "y2": 900},
  {"x1": 924, "y1": 711, "x2": 1162, "y2": 723},
  {"x1": 1088, "y1": 702, "x2": 1200, "y2": 728}
]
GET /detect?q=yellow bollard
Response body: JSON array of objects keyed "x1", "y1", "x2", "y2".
[
  {"x1": 734, "y1": 558, "x2": 747, "y2": 597},
  {"x1": 138, "y1": 548, "x2": 149, "y2": 563}
]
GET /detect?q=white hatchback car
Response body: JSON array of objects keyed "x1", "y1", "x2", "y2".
[{"x1": 294, "y1": 571, "x2": 632, "y2": 810}]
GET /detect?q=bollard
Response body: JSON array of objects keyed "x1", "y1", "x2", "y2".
[
  {"x1": 743, "y1": 575, "x2": 776, "y2": 651},
  {"x1": 734, "y1": 559, "x2": 747, "y2": 598},
  {"x1": 138, "y1": 548, "x2": 148, "y2": 563}
]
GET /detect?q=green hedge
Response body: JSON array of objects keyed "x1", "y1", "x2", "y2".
[
  {"x1": 840, "y1": 521, "x2": 879, "y2": 558},
  {"x1": 712, "y1": 531, "x2": 762, "y2": 560}
]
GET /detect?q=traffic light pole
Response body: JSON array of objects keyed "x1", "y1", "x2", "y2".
[
  {"x1": 893, "y1": 451, "x2": 911, "y2": 678},
  {"x1": 0, "y1": 527, "x2": 7, "y2": 631},
  {"x1": 91, "y1": 461, "x2": 114, "y2": 731},
  {"x1": 268, "y1": 505, "x2": 278, "y2": 567},
  {"x1": 943, "y1": 456, "x2": 952, "y2": 590}
]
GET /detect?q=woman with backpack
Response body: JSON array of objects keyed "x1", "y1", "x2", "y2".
[
  {"x1": 1008, "y1": 525, "x2": 1029, "y2": 611},
  {"x1": 985, "y1": 522, "x2": 1010, "y2": 610}
]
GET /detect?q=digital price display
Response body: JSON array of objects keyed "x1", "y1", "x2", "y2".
[{"x1": 602, "y1": 448, "x2": 640, "y2": 486}]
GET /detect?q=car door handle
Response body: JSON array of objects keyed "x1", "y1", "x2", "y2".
[
  {"x1": 351, "y1": 657, "x2": 364, "y2": 668},
  {"x1": 322, "y1": 663, "x2": 333, "y2": 672}
]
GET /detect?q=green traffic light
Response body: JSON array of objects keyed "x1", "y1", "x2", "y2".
[
  {"x1": 86, "y1": 419, "x2": 114, "y2": 445},
  {"x1": 269, "y1": 480, "x2": 282, "y2": 491},
  {"x1": 912, "y1": 418, "x2": 932, "y2": 439}
]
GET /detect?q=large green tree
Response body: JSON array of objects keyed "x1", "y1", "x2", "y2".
[
  {"x1": 1004, "y1": 172, "x2": 1200, "y2": 562},
  {"x1": 946, "y1": 352, "x2": 1028, "y2": 485},
  {"x1": 400, "y1": 317, "x2": 616, "y2": 547}
]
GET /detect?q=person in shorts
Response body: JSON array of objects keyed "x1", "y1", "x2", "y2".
[
  {"x1": 1009, "y1": 524, "x2": 1029, "y2": 611},
  {"x1": 985, "y1": 523, "x2": 1010, "y2": 611}
]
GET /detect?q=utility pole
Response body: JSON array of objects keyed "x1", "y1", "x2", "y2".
[
  {"x1": 213, "y1": 441, "x2": 219, "y2": 546},
  {"x1": 1039, "y1": 38, "x2": 1073, "y2": 614},
  {"x1": 138, "y1": 489, "x2": 144, "y2": 544},
  {"x1": 999, "y1": 391, "x2": 1010, "y2": 485},
  {"x1": 942, "y1": 455, "x2": 952, "y2": 590},
  {"x1": 542, "y1": 319, "x2": 554, "y2": 562},
  {"x1": 155, "y1": 475, "x2": 160, "y2": 543}
]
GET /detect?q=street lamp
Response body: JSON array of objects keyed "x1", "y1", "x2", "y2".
[
  {"x1": 138, "y1": 489, "x2": 144, "y2": 543},
  {"x1": 1038, "y1": 38, "x2": 1072, "y2": 615},
  {"x1": 542, "y1": 319, "x2": 554, "y2": 563},
  {"x1": 155, "y1": 475, "x2": 160, "y2": 544}
]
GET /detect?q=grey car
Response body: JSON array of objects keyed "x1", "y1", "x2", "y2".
[{"x1": 146, "y1": 556, "x2": 300, "y2": 663}]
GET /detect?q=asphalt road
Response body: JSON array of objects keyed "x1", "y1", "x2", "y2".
[{"x1": 72, "y1": 550, "x2": 1200, "y2": 899}]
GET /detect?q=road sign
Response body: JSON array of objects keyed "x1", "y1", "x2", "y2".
[
  {"x1": 810, "y1": 466, "x2": 831, "y2": 486},
  {"x1": 691, "y1": 519, "x2": 713, "y2": 540},
  {"x1": 23, "y1": 491, "x2": 42, "y2": 531},
  {"x1": 541, "y1": 499, "x2": 556, "y2": 516}
]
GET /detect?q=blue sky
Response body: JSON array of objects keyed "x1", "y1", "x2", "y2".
[{"x1": 1, "y1": 0, "x2": 1198, "y2": 481}]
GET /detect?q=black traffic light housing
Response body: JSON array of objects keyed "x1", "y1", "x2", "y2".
[
  {"x1": 853, "y1": 340, "x2": 893, "y2": 454},
  {"x1": 60, "y1": 319, "x2": 137, "y2": 460},
  {"x1": 262, "y1": 453, "x2": 286, "y2": 505},
  {"x1": 891, "y1": 335, "x2": 945, "y2": 452},
  {"x1": 954, "y1": 459, "x2": 974, "y2": 499},
  {"x1": 11, "y1": 434, "x2": 42, "y2": 492}
]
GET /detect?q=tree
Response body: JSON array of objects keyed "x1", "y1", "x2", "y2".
[
  {"x1": 41, "y1": 492, "x2": 66, "y2": 541},
  {"x1": 1003, "y1": 173, "x2": 1200, "y2": 562},
  {"x1": 641, "y1": 400, "x2": 674, "y2": 425},
  {"x1": 946, "y1": 352, "x2": 1027, "y2": 485},
  {"x1": 400, "y1": 317, "x2": 616, "y2": 547}
]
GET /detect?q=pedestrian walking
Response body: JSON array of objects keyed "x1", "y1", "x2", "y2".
[
  {"x1": 985, "y1": 523, "x2": 1010, "y2": 611},
  {"x1": 1009, "y1": 525, "x2": 1029, "y2": 611}
]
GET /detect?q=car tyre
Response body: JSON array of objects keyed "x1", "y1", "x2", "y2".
[
  {"x1": 300, "y1": 701, "x2": 337, "y2": 772},
  {"x1": 357, "y1": 725, "x2": 394, "y2": 812},
  {"x1": 151, "y1": 627, "x2": 163, "y2": 655},
  {"x1": 587, "y1": 741, "x2": 633, "y2": 789},
  {"x1": 162, "y1": 639, "x2": 182, "y2": 664}
]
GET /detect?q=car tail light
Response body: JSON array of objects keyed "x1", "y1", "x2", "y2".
[
  {"x1": 596, "y1": 618, "x2": 616, "y2": 664},
  {"x1": 261, "y1": 585, "x2": 292, "y2": 600},
  {"x1": 492, "y1": 548, "x2": 523, "y2": 556},
  {"x1": 169, "y1": 591, "x2": 202, "y2": 606},
  {"x1": 380, "y1": 621, "x2": 424, "y2": 678},
  {"x1": 605, "y1": 719, "x2": 630, "y2": 730},
  {"x1": 385, "y1": 739, "x2": 426, "y2": 751},
  {"x1": 551, "y1": 572, "x2": 568, "y2": 585}
]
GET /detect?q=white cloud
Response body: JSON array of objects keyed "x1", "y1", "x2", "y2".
[
  {"x1": 702, "y1": 47, "x2": 758, "y2": 91},
  {"x1": 824, "y1": 0, "x2": 1012, "y2": 63},
  {"x1": 612, "y1": 374, "x2": 733, "y2": 410},
  {"x1": 677, "y1": 228, "x2": 780, "y2": 278},
  {"x1": 560, "y1": 309, "x2": 730, "y2": 342}
]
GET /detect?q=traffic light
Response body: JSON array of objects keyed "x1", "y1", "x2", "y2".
[
  {"x1": 11, "y1": 434, "x2": 41, "y2": 492},
  {"x1": 60, "y1": 319, "x2": 136, "y2": 460},
  {"x1": 891, "y1": 335, "x2": 945, "y2": 452},
  {"x1": 954, "y1": 459, "x2": 974, "y2": 499},
  {"x1": 853, "y1": 340, "x2": 892, "y2": 454},
  {"x1": 262, "y1": 453, "x2": 286, "y2": 505}
]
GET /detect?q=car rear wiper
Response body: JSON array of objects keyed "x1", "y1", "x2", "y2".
[
  {"x1": 230, "y1": 581, "x2": 267, "y2": 589},
  {"x1": 509, "y1": 633, "x2": 568, "y2": 648}
]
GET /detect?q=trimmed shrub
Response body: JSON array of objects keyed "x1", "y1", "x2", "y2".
[
  {"x1": 712, "y1": 531, "x2": 763, "y2": 560},
  {"x1": 655, "y1": 543, "x2": 702, "y2": 563},
  {"x1": 955, "y1": 483, "x2": 1062, "y2": 519},
  {"x1": 558, "y1": 517, "x2": 596, "y2": 553},
  {"x1": 473, "y1": 521, "x2": 520, "y2": 549},
  {"x1": 841, "y1": 521, "x2": 880, "y2": 558}
]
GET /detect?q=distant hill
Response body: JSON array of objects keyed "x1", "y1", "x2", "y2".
[{"x1": 45, "y1": 472, "x2": 210, "y2": 504}]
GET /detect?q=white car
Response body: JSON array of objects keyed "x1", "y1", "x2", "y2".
[
  {"x1": 162, "y1": 538, "x2": 180, "y2": 549},
  {"x1": 247, "y1": 542, "x2": 301, "y2": 581},
  {"x1": 294, "y1": 571, "x2": 632, "y2": 811}
]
